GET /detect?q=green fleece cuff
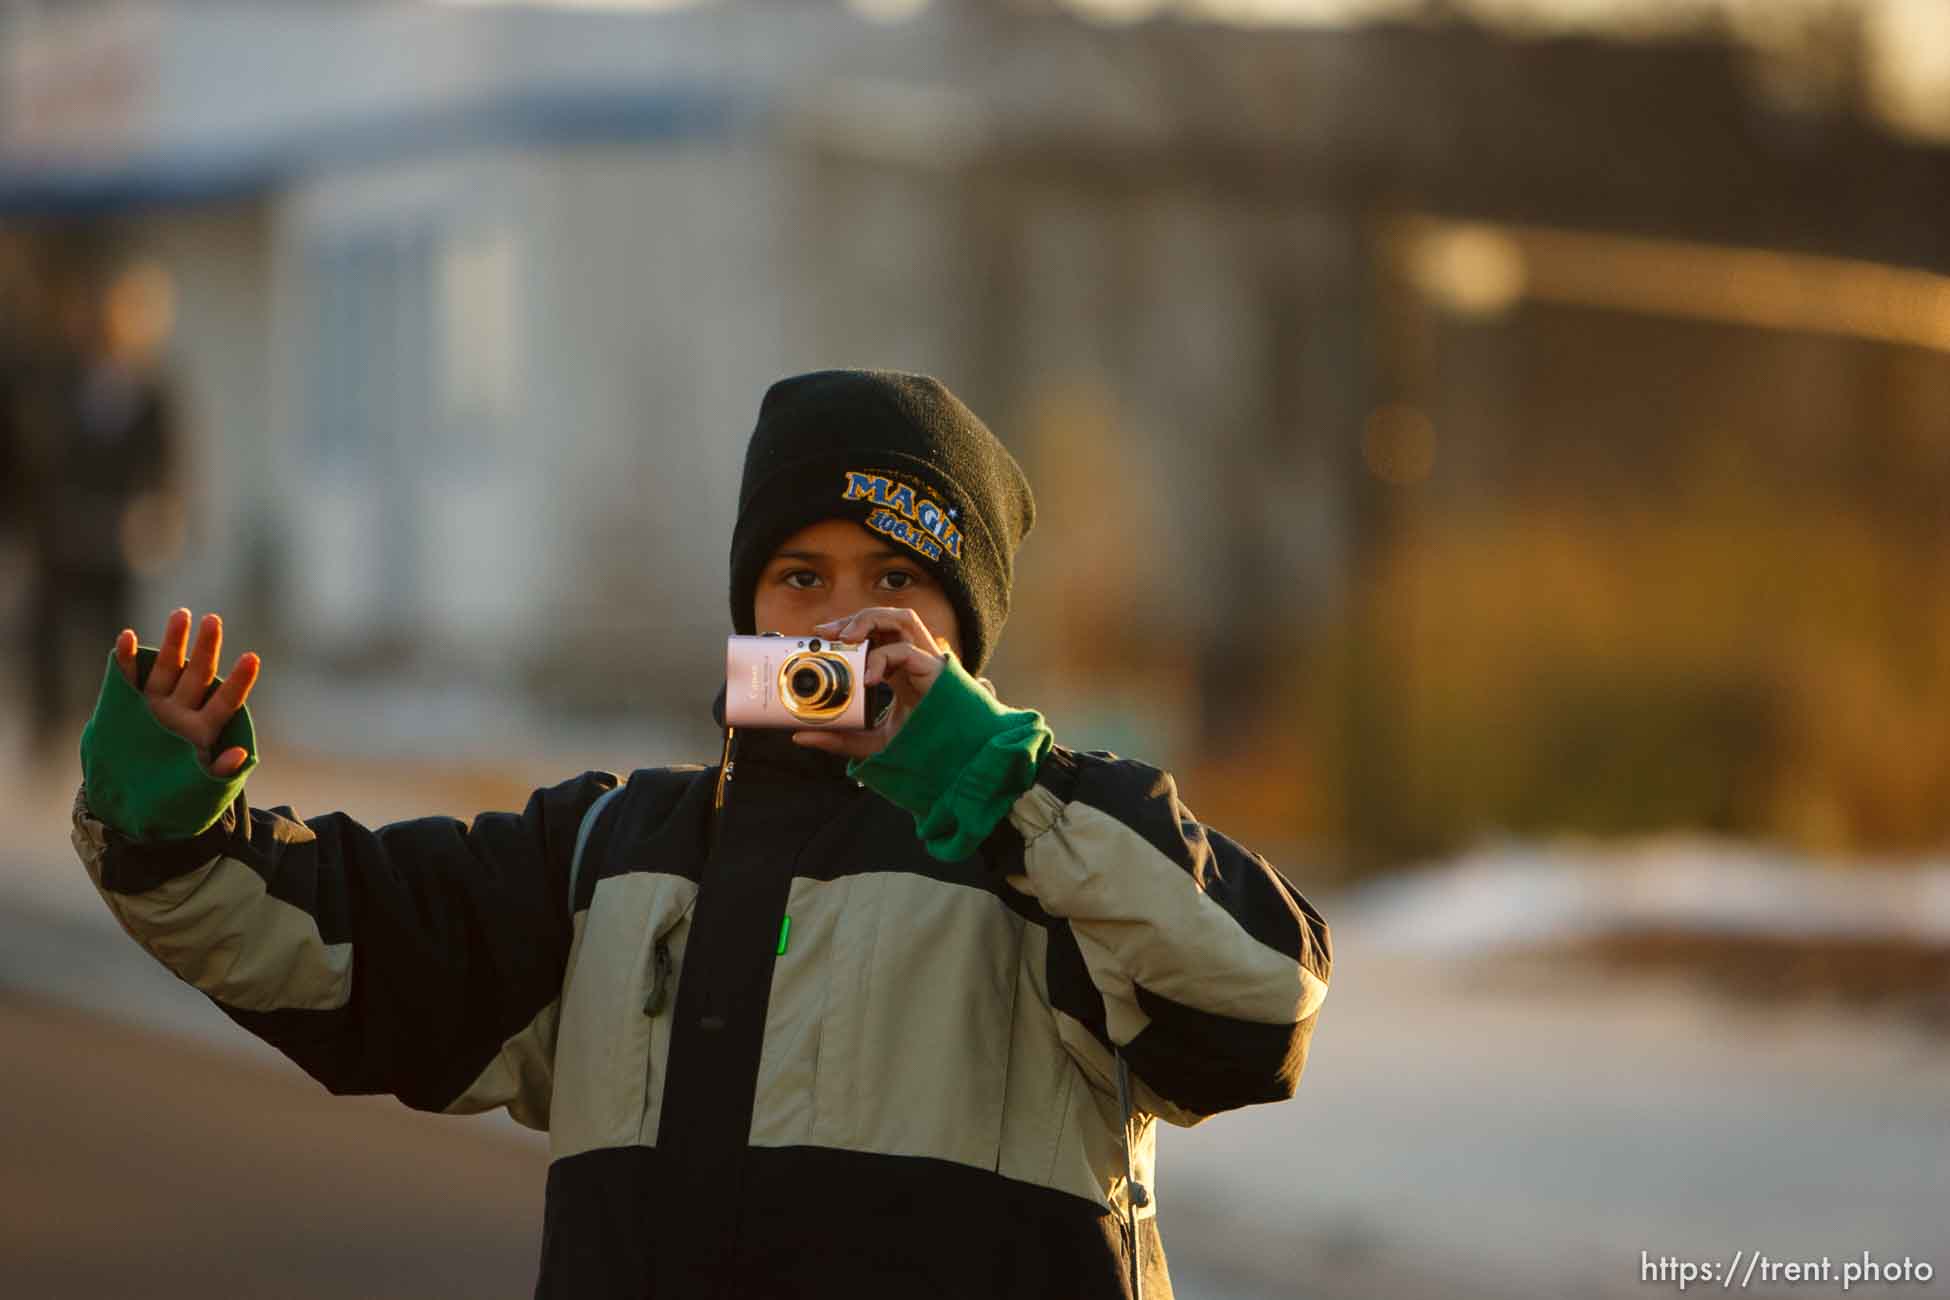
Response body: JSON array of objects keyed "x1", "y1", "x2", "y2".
[
  {"x1": 848, "y1": 652, "x2": 1052, "y2": 862},
  {"x1": 79, "y1": 646, "x2": 258, "y2": 841}
]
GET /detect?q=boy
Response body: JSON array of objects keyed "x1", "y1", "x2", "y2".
[{"x1": 73, "y1": 369, "x2": 1331, "y2": 1299}]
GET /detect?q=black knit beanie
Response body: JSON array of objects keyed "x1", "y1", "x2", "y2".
[{"x1": 729, "y1": 370, "x2": 1035, "y2": 675}]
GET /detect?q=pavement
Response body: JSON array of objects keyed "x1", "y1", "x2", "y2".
[
  {"x1": 0, "y1": 991, "x2": 547, "y2": 1300},
  {"x1": 4, "y1": 721, "x2": 1949, "y2": 1299}
]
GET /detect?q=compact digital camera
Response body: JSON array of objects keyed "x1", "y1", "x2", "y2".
[{"x1": 724, "y1": 633, "x2": 894, "y2": 730}]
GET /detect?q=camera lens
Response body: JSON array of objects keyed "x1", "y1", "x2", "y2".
[{"x1": 780, "y1": 651, "x2": 852, "y2": 721}]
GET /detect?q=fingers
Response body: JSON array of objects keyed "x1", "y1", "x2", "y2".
[
  {"x1": 134, "y1": 608, "x2": 260, "y2": 720},
  {"x1": 864, "y1": 641, "x2": 941, "y2": 689},
  {"x1": 865, "y1": 644, "x2": 945, "y2": 716},
  {"x1": 173, "y1": 612, "x2": 222, "y2": 705},
  {"x1": 815, "y1": 607, "x2": 944, "y2": 653},
  {"x1": 205, "y1": 651, "x2": 261, "y2": 720},
  {"x1": 147, "y1": 607, "x2": 192, "y2": 697},
  {"x1": 114, "y1": 629, "x2": 137, "y2": 687},
  {"x1": 210, "y1": 746, "x2": 250, "y2": 778}
]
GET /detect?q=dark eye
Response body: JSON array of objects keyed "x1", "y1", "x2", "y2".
[
  {"x1": 879, "y1": 569, "x2": 919, "y2": 592},
  {"x1": 781, "y1": 569, "x2": 822, "y2": 591}
]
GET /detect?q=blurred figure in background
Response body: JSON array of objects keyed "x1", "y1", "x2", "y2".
[{"x1": 24, "y1": 259, "x2": 183, "y2": 760}]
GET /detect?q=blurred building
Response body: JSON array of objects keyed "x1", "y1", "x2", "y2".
[
  {"x1": 4, "y1": 0, "x2": 1947, "y2": 866},
  {"x1": 3, "y1": 5, "x2": 852, "y2": 702}
]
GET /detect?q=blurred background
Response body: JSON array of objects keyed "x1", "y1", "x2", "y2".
[{"x1": 0, "y1": 1, "x2": 1945, "y2": 1297}]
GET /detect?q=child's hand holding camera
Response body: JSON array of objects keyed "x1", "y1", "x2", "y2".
[{"x1": 790, "y1": 606, "x2": 989, "y2": 761}]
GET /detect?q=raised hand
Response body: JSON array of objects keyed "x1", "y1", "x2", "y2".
[{"x1": 113, "y1": 608, "x2": 261, "y2": 778}]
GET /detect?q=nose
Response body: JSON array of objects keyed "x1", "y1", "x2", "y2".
[{"x1": 823, "y1": 582, "x2": 876, "y2": 623}]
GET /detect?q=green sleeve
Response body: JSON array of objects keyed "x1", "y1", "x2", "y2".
[
  {"x1": 847, "y1": 652, "x2": 1052, "y2": 862},
  {"x1": 79, "y1": 645, "x2": 258, "y2": 841}
]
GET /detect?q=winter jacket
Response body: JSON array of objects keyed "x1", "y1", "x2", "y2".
[{"x1": 71, "y1": 649, "x2": 1332, "y2": 1299}]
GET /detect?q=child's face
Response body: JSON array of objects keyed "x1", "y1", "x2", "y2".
[{"x1": 753, "y1": 518, "x2": 962, "y2": 658}]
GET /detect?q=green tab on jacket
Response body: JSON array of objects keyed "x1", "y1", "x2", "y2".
[
  {"x1": 847, "y1": 651, "x2": 1052, "y2": 863},
  {"x1": 79, "y1": 645, "x2": 258, "y2": 842}
]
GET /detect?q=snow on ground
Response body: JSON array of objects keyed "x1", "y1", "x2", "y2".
[{"x1": 1345, "y1": 833, "x2": 1950, "y2": 955}]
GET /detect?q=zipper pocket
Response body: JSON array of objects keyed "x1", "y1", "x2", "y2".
[
  {"x1": 642, "y1": 935, "x2": 674, "y2": 1016},
  {"x1": 637, "y1": 916, "x2": 684, "y2": 1146},
  {"x1": 641, "y1": 896, "x2": 694, "y2": 1018}
]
